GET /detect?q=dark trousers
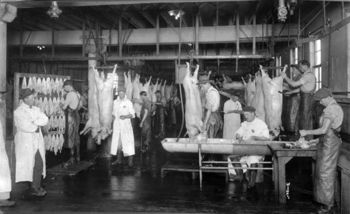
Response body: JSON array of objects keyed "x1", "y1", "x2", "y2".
[{"x1": 32, "y1": 151, "x2": 43, "y2": 189}]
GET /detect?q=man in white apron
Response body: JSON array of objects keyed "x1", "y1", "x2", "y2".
[
  {"x1": 223, "y1": 94, "x2": 242, "y2": 139},
  {"x1": 110, "y1": 88, "x2": 136, "y2": 167},
  {"x1": 14, "y1": 88, "x2": 48, "y2": 197},
  {"x1": 0, "y1": 116, "x2": 15, "y2": 206},
  {"x1": 234, "y1": 106, "x2": 270, "y2": 198}
]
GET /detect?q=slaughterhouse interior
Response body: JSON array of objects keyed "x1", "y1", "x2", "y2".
[{"x1": 0, "y1": 0, "x2": 350, "y2": 213}]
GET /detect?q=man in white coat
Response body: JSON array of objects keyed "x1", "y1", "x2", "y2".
[
  {"x1": 110, "y1": 88, "x2": 136, "y2": 167},
  {"x1": 14, "y1": 88, "x2": 48, "y2": 197},
  {"x1": 0, "y1": 117, "x2": 15, "y2": 206},
  {"x1": 234, "y1": 106, "x2": 270, "y2": 199}
]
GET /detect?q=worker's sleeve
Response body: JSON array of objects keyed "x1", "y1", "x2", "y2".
[
  {"x1": 14, "y1": 109, "x2": 38, "y2": 133},
  {"x1": 323, "y1": 106, "x2": 336, "y2": 125},
  {"x1": 236, "y1": 102, "x2": 242, "y2": 111},
  {"x1": 234, "y1": 123, "x2": 245, "y2": 137},
  {"x1": 223, "y1": 102, "x2": 228, "y2": 113},
  {"x1": 255, "y1": 121, "x2": 270, "y2": 139},
  {"x1": 128, "y1": 100, "x2": 136, "y2": 118},
  {"x1": 112, "y1": 100, "x2": 118, "y2": 117},
  {"x1": 299, "y1": 72, "x2": 314, "y2": 85},
  {"x1": 32, "y1": 107, "x2": 49, "y2": 126},
  {"x1": 62, "y1": 92, "x2": 74, "y2": 109},
  {"x1": 205, "y1": 90, "x2": 220, "y2": 112}
]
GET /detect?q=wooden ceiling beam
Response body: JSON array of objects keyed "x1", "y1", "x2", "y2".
[
  {"x1": 122, "y1": 12, "x2": 148, "y2": 28},
  {"x1": 141, "y1": 11, "x2": 156, "y2": 27},
  {"x1": 5, "y1": 0, "x2": 259, "y2": 8},
  {"x1": 160, "y1": 11, "x2": 175, "y2": 28}
]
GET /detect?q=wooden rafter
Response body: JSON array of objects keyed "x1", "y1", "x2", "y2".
[{"x1": 140, "y1": 11, "x2": 156, "y2": 27}]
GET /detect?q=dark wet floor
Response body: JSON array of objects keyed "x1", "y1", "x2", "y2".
[{"x1": 2, "y1": 149, "x2": 321, "y2": 214}]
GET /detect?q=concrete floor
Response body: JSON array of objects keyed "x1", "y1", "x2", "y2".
[{"x1": 1, "y1": 152, "x2": 320, "y2": 214}]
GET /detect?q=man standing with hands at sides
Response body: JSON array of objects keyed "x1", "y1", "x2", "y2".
[
  {"x1": 61, "y1": 80, "x2": 81, "y2": 167},
  {"x1": 140, "y1": 91, "x2": 152, "y2": 153},
  {"x1": 197, "y1": 75, "x2": 221, "y2": 138},
  {"x1": 14, "y1": 88, "x2": 48, "y2": 197},
  {"x1": 281, "y1": 60, "x2": 316, "y2": 139},
  {"x1": 110, "y1": 88, "x2": 136, "y2": 168},
  {"x1": 299, "y1": 88, "x2": 343, "y2": 214}
]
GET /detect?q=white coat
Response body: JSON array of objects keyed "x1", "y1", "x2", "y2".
[
  {"x1": 0, "y1": 122, "x2": 11, "y2": 194},
  {"x1": 110, "y1": 97, "x2": 135, "y2": 156},
  {"x1": 14, "y1": 102, "x2": 48, "y2": 183},
  {"x1": 223, "y1": 99, "x2": 241, "y2": 139},
  {"x1": 235, "y1": 117, "x2": 270, "y2": 172}
]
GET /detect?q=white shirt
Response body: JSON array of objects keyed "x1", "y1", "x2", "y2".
[
  {"x1": 63, "y1": 91, "x2": 80, "y2": 110},
  {"x1": 112, "y1": 97, "x2": 135, "y2": 119},
  {"x1": 235, "y1": 117, "x2": 269, "y2": 141},
  {"x1": 205, "y1": 86, "x2": 220, "y2": 112}
]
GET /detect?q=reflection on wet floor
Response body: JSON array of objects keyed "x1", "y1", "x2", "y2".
[{"x1": 3, "y1": 151, "x2": 318, "y2": 213}]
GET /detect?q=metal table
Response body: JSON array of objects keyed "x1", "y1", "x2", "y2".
[{"x1": 268, "y1": 143, "x2": 317, "y2": 204}]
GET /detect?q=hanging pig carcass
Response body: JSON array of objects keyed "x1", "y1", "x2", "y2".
[
  {"x1": 182, "y1": 62, "x2": 204, "y2": 139},
  {"x1": 261, "y1": 65, "x2": 284, "y2": 137},
  {"x1": 81, "y1": 64, "x2": 117, "y2": 144}
]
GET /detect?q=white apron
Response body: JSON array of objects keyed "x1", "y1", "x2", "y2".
[
  {"x1": 0, "y1": 122, "x2": 11, "y2": 195},
  {"x1": 14, "y1": 103, "x2": 48, "y2": 182},
  {"x1": 223, "y1": 100, "x2": 241, "y2": 139},
  {"x1": 110, "y1": 97, "x2": 135, "y2": 156}
]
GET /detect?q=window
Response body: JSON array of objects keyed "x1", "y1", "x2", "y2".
[
  {"x1": 310, "y1": 39, "x2": 322, "y2": 90},
  {"x1": 289, "y1": 47, "x2": 298, "y2": 79},
  {"x1": 290, "y1": 47, "x2": 298, "y2": 65}
]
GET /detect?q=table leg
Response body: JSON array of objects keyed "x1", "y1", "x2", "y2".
[
  {"x1": 278, "y1": 157, "x2": 292, "y2": 204},
  {"x1": 273, "y1": 156, "x2": 279, "y2": 202}
]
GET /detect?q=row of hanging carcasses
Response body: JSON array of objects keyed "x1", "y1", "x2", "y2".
[
  {"x1": 120, "y1": 71, "x2": 175, "y2": 118},
  {"x1": 20, "y1": 75, "x2": 68, "y2": 155},
  {"x1": 44, "y1": 134, "x2": 65, "y2": 155},
  {"x1": 21, "y1": 76, "x2": 68, "y2": 95}
]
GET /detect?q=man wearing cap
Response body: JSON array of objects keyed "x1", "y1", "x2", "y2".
[
  {"x1": 110, "y1": 88, "x2": 136, "y2": 167},
  {"x1": 299, "y1": 88, "x2": 343, "y2": 214},
  {"x1": 281, "y1": 60, "x2": 316, "y2": 139},
  {"x1": 14, "y1": 88, "x2": 48, "y2": 197},
  {"x1": 198, "y1": 74, "x2": 221, "y2": 138},
  {"x1": 61, "y1": 80, "x2": 81, "y2": 166},
  {"x1": 233, "y1": 106, "x2": 270, "y2": 195}
]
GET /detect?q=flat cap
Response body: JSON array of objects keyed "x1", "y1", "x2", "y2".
[
  {"x1": 20, "y1": 88, "x2": 35, "y2": 99},
  {"x1": 63, "y1": 79, "x2": 73, "y2": 87},
  {"x1": 242, "y1": 106, "x2": 256, "y2": 113},
  {"x1": 197, "y1": 75, "x2": 210, "y2": 84},
  {"x1": 313, "y1": 88, "x2": 332, "y2": 101}
]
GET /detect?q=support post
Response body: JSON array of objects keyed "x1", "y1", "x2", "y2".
[
  {"x1": 252, "y1": 14, "x2": 256, "y2": 55},
  {"x1": 0, "y1": 3, "x2": 16, "y2": 140},
  {"x1": 51, "y1": 27, "x2": 55, "y2": 57},
  {"x1": 156, "y1": 14, "x2": 160, "y2": 56},
  {"x1": 195, "y1": 13, "x2": 199, "y2": 56},
  {"x1": 118, "y1": 16, "x2": 122, "y2": 57},
  {"x1": 0, "y1": 21, "x2": 6, "y2": 137},
  {"x1": 235, "y1": 14, "x2": 239, "y2": 73}
]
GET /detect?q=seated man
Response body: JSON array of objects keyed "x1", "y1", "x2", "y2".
[{"x1": 232, "y1": 106, "x2": 270, "y2": 195}]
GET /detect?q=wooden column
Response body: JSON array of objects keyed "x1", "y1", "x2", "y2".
[
  {"x1": 0, "y1": 3, "x2": 17, "y2": 139},
  {"x1": 156, "y1": 14, "x2": 160, "y2": 56},
  {"x1": 0, "y1": 21, "x2": 6, "y2": 137},
  {"x1": 235, "y1": 14, "x2": 239, "y2": 73},
  {"x1": 195, "y1": 13, "x2": 199, "y2": 56},
  {"x1": 252, "y1": 14, "x2": 256, "y2": 55},
  {"x1": 118, "y1": 16, "x2": 122, "y2": 57}
]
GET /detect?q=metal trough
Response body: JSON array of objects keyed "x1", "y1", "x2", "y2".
[{"x1": 161, "y1": 138, "x2": 286, "y2": 156}]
